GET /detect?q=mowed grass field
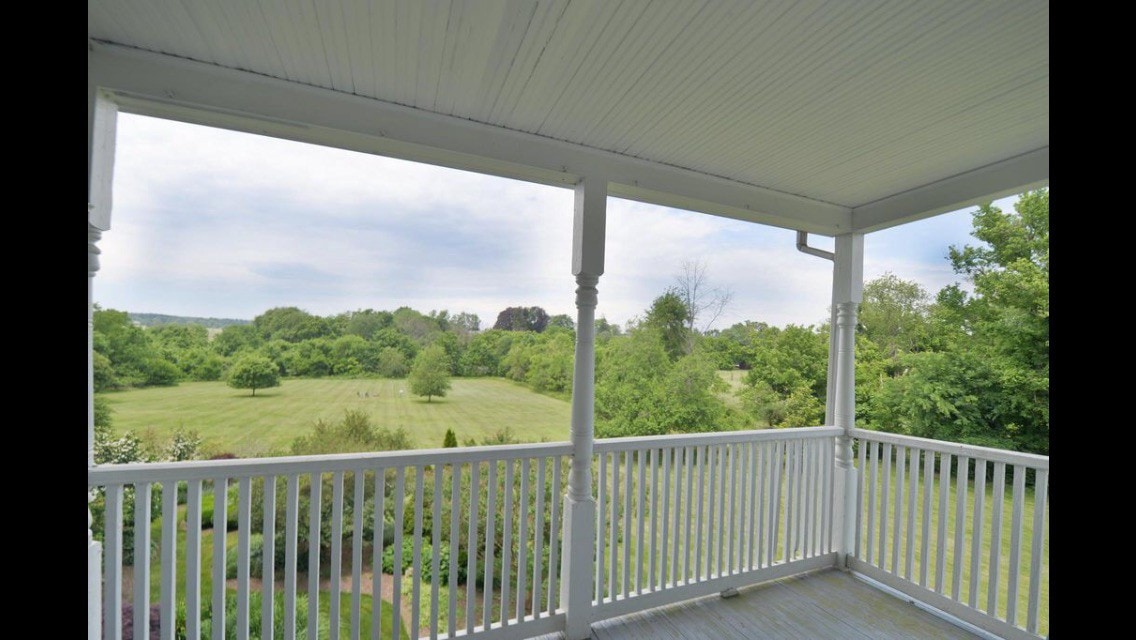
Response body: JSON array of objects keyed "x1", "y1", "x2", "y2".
[{"x1": 101, "y1": 377, "x2": 571, "y2": 456}]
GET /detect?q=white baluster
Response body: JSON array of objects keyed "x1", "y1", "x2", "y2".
[
  {"x1": 237, "y1": 477, "x2": 252, "y2": 640},
  {"x1": 392, "y1": 468, "x2": 406, "y2": 640},
  {"x1": 952, "y1": 457, "x2": 969, "y2": 600},
  {"x1": 214, "y1": 478, "x2": 229, "y2": 640},
  {"x1": 481, "y1": 462, "x2": 496, "y2": 630},
  {"x1": 329, "y1": 472, "x2": 344, "y2": 640},
  {"x1": 516, "y1": 458, "x2": 529, "y2": 622},
  {"x1": 465, "y1": 463, "x2": 478, "y2": 634},
  {"x1": 372, "y1": 469, "x2": 386, "y2": 640},
  {"x1": 262, "y1": 476, "x2": 276, "y2": 640},
  {"x1": 450, "y1": 463, "x2": 461, "y2": 631},
  {"x1": 134, "y1": 483, "x2": 152, "y2": 639},
  {"x1": 431, "y1": 464, "x2": 442, "y2": 638},
  {"x1": 351, "y1": 472, "x2": 364, "y2": 640},
  {"x1": 987, "y1": 462, "x2": 1005, "y2": 617},
  {"x1": 1027, "y1": 469, "x2": 1048, "y2": 634},
  {"x1": 531, "y1": 457, "x2": 546, "y2": 618},
  {"x1": 284, "y1": 475, "x2": 299, "y2": 640},
  {"x1": 501, "y1": 461, "x2": 514, "y2": 626},
  {"x1": 306, "y1": 474, "x2": 320, "y2": 640},
  {"x1": 103, "y1": 484, "x2": 124, "y2": 640},
  {"x1": 968, "y1": 460, "x2": 986, "y2": 609},
  {"x1": 186, "y1": 480, "x2": 203, "y2": 640},
  {"x1": 1007, "y1": 465, "x2": 1026, "y2": 625},
  {"x1": 411, "y1": 466, "x2": 425, "y2": 634},
  {"x1": 905, "y1": 449, "x2": 919, "y2": 580},
  {"x1": 920, "y1": 449, "x2": 933, "y2": 587}
]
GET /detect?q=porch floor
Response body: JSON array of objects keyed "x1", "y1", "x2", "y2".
[{"x1": 542, "y1": 569, "x2": 979, "y2": 640}]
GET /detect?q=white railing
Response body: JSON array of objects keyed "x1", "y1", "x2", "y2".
[
  {"x1": 89, "y1": 443, "x2": 571, "y2": 640},
  {"x1": 590, "y1": 427, "x2": 841, "y2": 618},
  {"x1": 849, "y1": 429, "x2": 1049, "y2": 640},
  {"x1": 90, "y1": 427, "x2": 1048, "y2": 640}
]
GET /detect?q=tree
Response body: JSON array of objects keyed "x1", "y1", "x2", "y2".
[
  {"x1": 409, "y1": 344, "x2": 452, "y2": 402},
  {"x1": 492, "y1": 306, "x2": 550, "y2": 332},
  {"x1": 674, "y1": 259, "x2": 733, "y2": 350},
  {"x1": 450, "y1": 312, "x2": 481, "y2": 335},
  {"x1": 93, "y1": 306, "x2": 181, "y2": 387},
  {"x1": 212, "y1": 323, "x2": 262, "y2": 356},
  {"x1": 642, "y1": 290, "x2": 690, "y2": 361},
  {"x1": 594, "y1": 316, "x2": 622, "y2": 340},
  {"x1": 443, "y1": 428, "x2": 458, "y2": 448},
  {"x1": 547, "y1": 314, "x2": 575, "y2": 331},
  {"x1": 342, "y1": 309, "x2": 393, "y2": 340},
  {"x1": 254, "y1": 307, "x2": 331, "y2": 342},
  {"x1": 228, "y1": 354, "x2": 281, "y2": 396},
  {"x1": 376, "y1": 347, "x2": 410, "y2": 378},
  {"x1": 865, "y1": 191, "x2": 1049, "y2": 454},
  {"x1": 859, "y1": 273, "x2": 930, "y2": 357}
]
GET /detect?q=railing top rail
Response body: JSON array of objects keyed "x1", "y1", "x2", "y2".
[
  {"x1": 593, "y1": 426, "x2": 841, "y2": 453},
  {"x1": 88, "y1": 441, "x2": 574, "y2": 485},
  {"x1": 87, "y1": 427, "x2": 846, "y2": 486},
  {"x1": 850, "y1": 428, "x2": 1049, "y2": 470}
]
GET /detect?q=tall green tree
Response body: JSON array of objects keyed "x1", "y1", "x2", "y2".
[
  {"x1": 228, "y1": 354, "x2": 281, "y2": 396},
  {"x1": 493, "y1": 306, "x2": 550, "y2": 332},
  {"x1": 409, "y1": 344, "x2": 452, "y2": 402},
  {"x1": 254, "y1": 307, "x2": 331, "y2": 342},
  {"x1": 869, "y1": 191, "x2": 1049, "y2": 453},
  {"x1": 859, "y1": 273, "x2": 930, "y2": 357},
  {"x1": 642, "y1": 290, "x2": 690, "y2": 361}
]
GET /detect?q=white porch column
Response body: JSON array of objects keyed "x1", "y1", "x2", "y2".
[
  {"x1": 830, "y1": 233, "x2": 863, "y2": 566},
  {"x1": 88, "y1": 83, "x2": 117, "y2": 640},
  {"x1": 560, "y1": 177, "x2": 606, "y2": 640}
]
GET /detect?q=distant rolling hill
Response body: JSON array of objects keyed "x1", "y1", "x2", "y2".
[{"x1": 129, "y1": 312, "x2": 251, "y2": 329}]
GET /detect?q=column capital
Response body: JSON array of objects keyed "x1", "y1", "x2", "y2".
[
  {"x1": 572, "y1": 177, "x2": 607, "y2": 278},
  {"x1": 833, "y1": 233, "x2": 864, "y2": 304}
]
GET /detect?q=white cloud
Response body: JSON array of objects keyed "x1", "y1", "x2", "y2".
[{"x1": 98, "y1": 114, "x2": 1001, "y2": 328}]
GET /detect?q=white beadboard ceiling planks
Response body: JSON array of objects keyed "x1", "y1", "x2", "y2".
[{"x1": 88, "y1": 0, "x2": 1048, "y2": 233}]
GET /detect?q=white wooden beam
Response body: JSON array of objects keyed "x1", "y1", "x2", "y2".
[
  {"x1": 851, "y1": 148, "x2": 1049, "y2": 233},
  {"x1": 87, "y1": 42, "x2": 851, "y2": 235}
]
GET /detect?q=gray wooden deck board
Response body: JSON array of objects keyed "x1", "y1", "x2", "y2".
[{"x1": 535, "y1": 569, "x2": 980, "y2": 640}]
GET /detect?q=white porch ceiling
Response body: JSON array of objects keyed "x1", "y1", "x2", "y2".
[{"x1": 87, "y1": 0, "x2": 1049, "y2": 234}]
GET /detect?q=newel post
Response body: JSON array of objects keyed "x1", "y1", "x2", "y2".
[
  {"x1": 560, "y1": 177, "x2": 606, "y2": 639},
  {"x1": 830, "y1": 233, "x2": 863, "y2": 567}
]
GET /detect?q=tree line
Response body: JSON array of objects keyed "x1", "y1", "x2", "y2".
[{"x1": 94, "y1": 191, "x2": 1048, "y2": 454}]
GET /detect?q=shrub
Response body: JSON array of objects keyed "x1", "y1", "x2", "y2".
[
  {"x1": 167, "y1": 428, "x2": 202, "y2": 461},
  {"x1": 291, "y1": 410, "x2": 412, "y2": 456},
  {"x1": 225, "y1": 533, "x2": 265, "y2": 579}
]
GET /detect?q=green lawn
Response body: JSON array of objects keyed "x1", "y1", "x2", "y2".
[{"x1": 101, "y1": 377, "x2": 571, "y2": 456}]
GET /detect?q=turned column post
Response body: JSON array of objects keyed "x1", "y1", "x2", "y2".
[
  {"x1": 560, "y1": 177, "x2": 606, "y2": 639},
  {"x1": 830, "y1": 233, "x2": 863, "y2": 565}
]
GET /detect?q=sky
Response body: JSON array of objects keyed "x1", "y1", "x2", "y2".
[{"x1": 97, "y1": 114, "x2": 1017, "y2": 330}]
